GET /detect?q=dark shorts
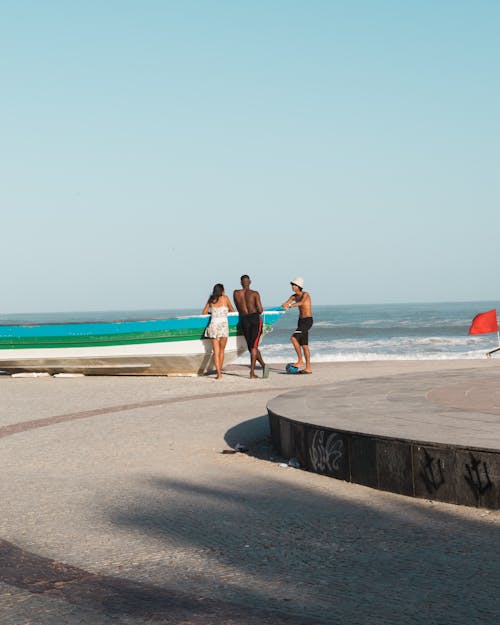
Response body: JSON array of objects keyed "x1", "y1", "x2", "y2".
[
  {"x1": 292, "y1": 316, "x2": 313, "y2": 346},
  {"x1": 240, "y1": 312, "x2": 263, "y2": 351}
]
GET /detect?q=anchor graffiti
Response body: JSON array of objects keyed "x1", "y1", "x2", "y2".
[
  {"x1": 419, "y1": 448, "x2": 445, "y2": 493},
  {"x1": 464, "y1": 453, "x2": 492, "y2": 496}
]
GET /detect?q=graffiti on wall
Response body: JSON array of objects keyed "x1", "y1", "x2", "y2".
[
  {"x1": 419, "y1": 448, "x2": 445, "y2": 494},
  {"x1": 310, "y1": 430, "x2": 344, "y2": 474},
  {"x1": 464, "y1": 452, "x2": 492, "y2": 497}
]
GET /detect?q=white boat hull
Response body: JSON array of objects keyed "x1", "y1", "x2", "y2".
[{"x1": 0, "y1": 335, "x2": 248, "y2": 376}]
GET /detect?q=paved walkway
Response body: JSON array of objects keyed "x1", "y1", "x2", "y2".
[{"x1": 0, "y1": 360, "x2": 499, "y2": 624}]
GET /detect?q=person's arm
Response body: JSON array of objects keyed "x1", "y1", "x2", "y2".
[
  {"x1": 281, "y1": 295, "x2": 296, "y2": 309},
  {"x1": 226, "y1": 295, "x2": 235, "y2": 313},
  {"x1": 255, "y1": 292, "x2": 264, "y2": 315},
  {"x1": 233, "y1": 290, "x2": 240, "y2": 312},
  {"x1": 202, "y1": 301, "x2": 211, "y2": 315}
]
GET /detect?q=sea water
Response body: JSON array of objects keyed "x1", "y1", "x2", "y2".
[
  {"x1": 258, "y1": 301, "x2": 500, "y2": 362},
  {"x1": 1, "y1": 301, "x2": 499, "y2": 362}
]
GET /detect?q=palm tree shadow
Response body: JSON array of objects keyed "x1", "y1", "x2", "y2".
[
  {"x1": 0, "y1": 537, "x2": 305, "y2": 625},
  {"x1": 106, "y1": 470, "x2": 500, "y2": 625}
]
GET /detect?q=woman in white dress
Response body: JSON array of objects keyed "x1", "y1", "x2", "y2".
[{"x1": 202, "y1": 284, "x2": 235, "y2": 379}]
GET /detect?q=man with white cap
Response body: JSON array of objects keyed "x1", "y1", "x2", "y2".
[{"x1": 281, "y1": 277, "x2": 313, "y2": 373}]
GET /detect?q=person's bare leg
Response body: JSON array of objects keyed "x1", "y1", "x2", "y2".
[
  {"x1": 219, "y1": 337, "x2": 228, "y2": 374},
  {"x1": 303, "y1": 345, "x2": 312, "y2": 373},
  {"x1": 257, "y1": 348, "x2": 270, "y2": 378},
  {"x1": 291, "y1": 336, "x2": 305, "y2": 368},
  {"x1": 250, "y1": 348, "x2": 258, "y2": 378},
  {"x1": 211, "y1": 339, "x2": 222, "y2": 379},
  {"x1": 256, "y1": 348, "x2": 265, "y2": 369}
]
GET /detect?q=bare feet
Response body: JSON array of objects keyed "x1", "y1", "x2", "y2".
[{"x1": 292, "y1": 362, "x2": 305, "y2": 368}]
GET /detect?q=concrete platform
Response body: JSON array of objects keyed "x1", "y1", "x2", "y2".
[{"x1": 267, "y1": 367, "x2": 500, "y2": 509}]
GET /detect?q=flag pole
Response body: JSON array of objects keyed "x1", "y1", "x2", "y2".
[{"x1": 486, "y1": 331, "x2": 500, "y2": 357}]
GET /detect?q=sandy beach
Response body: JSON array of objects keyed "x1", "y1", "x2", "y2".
[{"x1": 0, "y1": 360, "x2": 499, "y2": 624}]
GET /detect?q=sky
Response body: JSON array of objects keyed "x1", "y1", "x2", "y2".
[{"x1": 1, "y1": 1, "x2": 499, "y2": 313}]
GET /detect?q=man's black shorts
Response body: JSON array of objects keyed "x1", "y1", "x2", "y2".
[
  {"x1": 292, "y1": 316, "x2": 313, "y2": 346},
  {"x1": 240, "y1": 312, "x2": 263, "y2": 351}
]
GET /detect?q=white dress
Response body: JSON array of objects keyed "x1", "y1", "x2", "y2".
[{"x1": 204, "y1": 305, "x2": 229, "y2": 339}]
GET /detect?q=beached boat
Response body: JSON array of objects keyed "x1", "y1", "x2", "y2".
[{"x1": 0, "y1": 308, "x2": 285, "y2": 376}]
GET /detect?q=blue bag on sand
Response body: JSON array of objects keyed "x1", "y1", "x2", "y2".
[{"x1": 286, "y1": 363, "x2": 299, "y2": 374}]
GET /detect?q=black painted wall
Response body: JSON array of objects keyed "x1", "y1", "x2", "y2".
[{"x1": 268, "y1": 411, "x2": 500, "y2": 509}]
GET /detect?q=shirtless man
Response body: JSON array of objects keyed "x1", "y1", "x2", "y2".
[
  {"x1": 281, "y1": 277, "x2": 313, "y2": 374},
  {"x1": 233, "y1": 275, "x2": 268, "y2": 379}
]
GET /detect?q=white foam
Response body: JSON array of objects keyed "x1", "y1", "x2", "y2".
[
  {"x1": 236, "y1": 339, "x2": 491, "y2": 364},
  {"x1": 308, "y1": 350, "x2": 488, "y2": 362}
]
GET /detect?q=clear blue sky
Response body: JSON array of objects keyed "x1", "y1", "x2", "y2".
[{"x1": 2, "y1": 1, "x2": 499, "y2": 313}]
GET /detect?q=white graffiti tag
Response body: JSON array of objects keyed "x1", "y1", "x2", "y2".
[{"x1": 310, "y1": 430, "x2": 344, "y2": 473}]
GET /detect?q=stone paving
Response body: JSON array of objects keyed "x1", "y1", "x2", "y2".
[
  {"x1": 267, "y1": 368, "x2": 500, "y2": 449},
  {"x1": 0, "y1": 360, "x2": 499, "y2": 624}
]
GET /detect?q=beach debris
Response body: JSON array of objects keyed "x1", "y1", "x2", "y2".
[
  {"x1": 167, "y1": 372, "x2": 198, "y2": 377},
  {"x1": 269, "y1": 455, "x2": 283, "y2": 462},
  {"x1": 269, "y1": 455, "x2": 288, "y2": 464},
  {"x1": 11, "y1": 372, "x2": 51, "y2": 378},
  {"x1": 288, "y1": 457, "x2": 301, "y2": 469},
  {"x1": 53, "y1": 373, "x2": 85, "y2": 378},
  {"x1": 220, "y1": 442, "x2": 249, "y2": 454},
  {"x1": 279, "y1": 463, "x2": 289, "y2": 468}
]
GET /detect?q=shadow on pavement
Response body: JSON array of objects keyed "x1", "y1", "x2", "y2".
[
  {"x1": 224, "y1": 415, "x2": 270, "y2": 452},
  {"x1": 106, "y1": 472, "x2": 500, "y2": 625},
  {"x1": 0, "y1": 537, "x2": 306, "y2": 625}
]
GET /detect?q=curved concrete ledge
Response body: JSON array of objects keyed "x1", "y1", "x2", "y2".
[{"x1": 267, "y1": 370, "x2": 500, "y2": 509}]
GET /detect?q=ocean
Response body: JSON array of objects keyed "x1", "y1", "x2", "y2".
[
  {"x1": 1, "y1": 301, "x2": 499, "y2": 362},
  {"x1": 259, "y1": 301, "x2": 500, "y2": 363}
]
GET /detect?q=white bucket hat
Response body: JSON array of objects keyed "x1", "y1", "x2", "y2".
[{"x1": 290, "y1": 277, "x2": 304, "y2": 289}]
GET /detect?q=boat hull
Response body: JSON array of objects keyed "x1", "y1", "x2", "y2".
[
  {"x1": 0, "y1": 310, "x2": 283, "y2": 376},
  {"x1": 0, "y1": 336, "x2": 246, "y2": 375}
]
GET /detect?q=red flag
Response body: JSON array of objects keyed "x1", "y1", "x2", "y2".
[{"x1": 469, "y1": 309, "x2": 498, "y2": 335}]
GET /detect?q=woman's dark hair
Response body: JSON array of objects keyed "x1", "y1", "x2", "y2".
[{"x1": 208, "y1": 283, "x2": 224, "y2": 304}]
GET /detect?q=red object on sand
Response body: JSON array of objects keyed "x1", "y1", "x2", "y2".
[{"x1": 469, "y1": 309, "x2": 498, "y2": 335}]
